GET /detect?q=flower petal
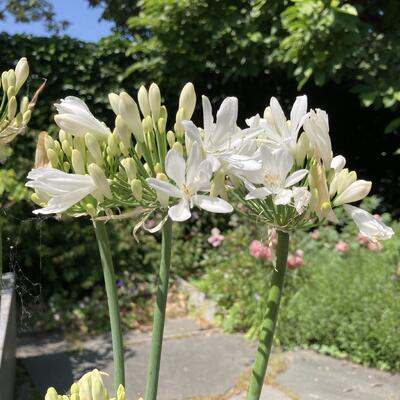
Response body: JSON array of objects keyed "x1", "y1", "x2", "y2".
[
  {"x1": 245, "y1": 187, "x2": 271, "y2": 200},
  {"x1": 194, "y1": 195, "x2": 233, "y2": 214},
  {"x1": 344, "y1": 205, "x2": 394, "y2": 241},
  {"x1": 168, "y1": 198, "x2": 191, "y2": 221},
  {"x1": 147, "y1": 178, "x2": 182, "y2": 198},
  {"x1": 274, "y1": 189, "x2": 292, "y2": 205},
  {"x1": 165, "y1": 149, "x2": 186, "y2": 187},
  {"x1": 285, "y1": 169, "x2": 308, "y2": 187}
]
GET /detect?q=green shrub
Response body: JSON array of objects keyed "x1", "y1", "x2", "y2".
[{"x1": 196, "y1": 206, "x2": 400, "y2": 370}]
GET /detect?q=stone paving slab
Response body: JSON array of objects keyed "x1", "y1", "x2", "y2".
[
  {"x1": 17, "y1": 318, "x2": 257, "y2": 399},
  {"x1": 275, "y1": 350, "x2": 400, "y2": 400}
]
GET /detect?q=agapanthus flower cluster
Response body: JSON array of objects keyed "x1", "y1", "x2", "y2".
[
  {"x1": 0, "y1": 57, "x2": 33, "y2": 161},
  {"x1": 44, "y1": 369, "x2": 129, "y2": 400},
  {"x1": 26, "y1": 84, "x2": 394, "y2": 243}
]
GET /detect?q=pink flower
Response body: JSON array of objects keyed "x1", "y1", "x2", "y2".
[
  {"x1": 335, "y1": 240, "x2": 349, "y2": 254},
  {"x1": 287, "y1": 249, "x2": 304, "y2": 270},
  {"x1": 357, "y1": 233, "x2": 370, "y2": 245},
  {"x1": 367, "y1": 241, "x2": 383, "y2": 252},
  {"x1": 208, "y1": 228, "x2": 224, "y2": 247},
  {"x1": 310, "y1": 229, "x2": 320, "y2": 240},
  {"x1": 249, "y1": 240, "x2": 272, "y2": 261}
]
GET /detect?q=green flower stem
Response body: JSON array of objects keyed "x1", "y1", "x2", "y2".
[
  {"x1": 246, "y1": 230, "x2": 289, "y2": 400},
  {"x1": 93, "y1": 220, "x2": 125, "y2": 390},
  {"x1": 145, "y1": 217, "x2": 173, "y2": 400},
  {"x1": 0, "y1": 224, "x2": 3, "y2": 304}
]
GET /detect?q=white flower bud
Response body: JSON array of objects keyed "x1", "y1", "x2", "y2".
[
  {"x1": 88, "y1": 164, "x2": 113, "y2": 200},
  {"x1": 119, "y1": 92, "x2": 144, "y2": 142},
  {"x1": 156, "y1": 172, "x2": 169, "y2": 207},
  {"x1": 330, "y1": 155, "x2": 346, "y2": 172},
  {"x1": 115, "y1": 116, "x2": 132, "y2": 148},
  {"x1": 47, "y1": 148, "x2": 59, "y2": 168},
  {"x1": 167, "y1": 130, "x2": 175, "y2": 148},
  {"x1": 72, "y1": 149, "x2": 86, "y2": 174},
  {"x1": 44, "y1": 135, "x2": 55, "y2": 151},
  {"x1": 108, "y1": 92, "x2": 120, "y2": 115},
  {"x1": 7, "y1": 69, "x2": 16, "y2": 88},
  {"x1": 62, "y1": 140, "x2": 72, "y2": 158},
  {"x1": 85, "y1": 133, "x2": 103, "y2": 166},
  {"x1": 179, "y1": 82, "x2": 196, "y2": 120},
  {"x1": 294, "y1": 132, "x2": 309, "y2": 166},
  {"x1": 138, "y1": 85, "x2": 151, "y2": 117},
  {"x1": 20, "y1": 96, "x2": 29, "y2": 114},
  {"x1": 7, "y1": 86, "x2": 15, "y2": 100},
  {"x1": 131, "y1": 179, "x2": 143, "y2": 201},
  {"x1": 172, "y1": 142, "x2": 183, "y2": 156},
  {"x1": 45, "y1": 387, "x2": 58, "y2": 400},
  {"x1": 157, "y1": 117, "x2": 166, "y2": 134},
  {"x1": 333, "y1": 180, "x2": 372, "y2": 206},
  {"x1": 121, "y1": 157, "x2": 137, "y2": 183},
  {"x1": 15, "y1": 57, "x2": 29, "y2": 93},
  {"x1": 1, "y1": 71, "x2": 8, "y2": 92},
  {"x1": 7, "y1": 96, "x2": 17, "y2": 120},
  {"x1": 107, "y1": 133, "x2": 119, "y2": 157},
  {"x1": 22, "y1": 110, "x2": 31, "y2": 125},
  {"x1": 149, "y1": 82, "x2": 161, "y2": 121}
]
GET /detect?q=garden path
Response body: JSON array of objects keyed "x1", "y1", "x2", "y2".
[{"x1": 16, "y1": 317, "x2": 400, "y2": 400}]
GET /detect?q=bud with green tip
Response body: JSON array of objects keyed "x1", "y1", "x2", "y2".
[
  {"x1": 88, "y1": 164, "x2": 113, "y2": 200},
  {"x1": 179, "y1": 82, "x2": 196, "y2": 119},
  {"x1": 85, "y1": 133, "x2": 104, "y2": 166},
  {"x1": 211, "y1": 170, "x2": 227, "y2": 199},
  {"x1": 138, "y1": 85, "x2": 151, "y2": 117},
  {"x1": 62, "y1": 140, "x2": 72, "y2": 158},
  {"x1": 7, "y1": 86, "x2": 15, "y2": 100},
  {"x1": 91, "y1": 369, "x2": 109, "y2": 400},
  {"x1": 142, "y1": 116, "x2": 153, "y2": 134},
  {"x1": 154, "y1": 163, "x2": 162, "y2": 174},
  {"x1": 131, "y1": 179, "x2": 143, "y2": 201},
  {"x1": 115, "y1": 116, "x2": 132, "y2": 148},
  {"x1": 74, "y1": 136, "x2": 86, "y2": 157},
  {"x1": 107, "y1": 133, "x2": 119, "y2": 157},
  {"x1": 20, "y1": 96, "x2": 29, "y2": 114},
  {"x1": 149, "y1": 82, "x2": 161, "y2": 121},
  {"x1": 1, "y1": 71, "x2": 8, "y2": 92},
  {"x1": 157, "y1": 117, "x2": 166, "y2": 134},
  {"x1": 22, "y1": 110, "x2": 31, "y2": 125},
  {"x1": 44, "y1": 135, "x2": 55, "y2": 151},
  {"x1": 294, "y1": 132, "x2": 309, "y2": 166},
  {"x1": 135, "y1": 143, "x2": 143, "y2": 159}
]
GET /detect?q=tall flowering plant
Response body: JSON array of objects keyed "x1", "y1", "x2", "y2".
[{"x1": 28, "y1": 85, "x2": 393, "y2": 399}]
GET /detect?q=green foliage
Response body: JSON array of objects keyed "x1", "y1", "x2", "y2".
[
  {"x1": 0, "y1": 0, "x2": 68, "y2": 33},
  {"x1": 196, "y1": 204, "x2": 400, "y2": 370}
]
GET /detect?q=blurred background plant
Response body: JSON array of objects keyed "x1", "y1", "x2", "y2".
[{"x1": 0, "y1": 0, "x2": 399, "y2": 371}]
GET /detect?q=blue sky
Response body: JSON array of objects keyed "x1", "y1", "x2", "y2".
[{"x1": 0, "y1": 0, "x2": 114, "y2": 42}]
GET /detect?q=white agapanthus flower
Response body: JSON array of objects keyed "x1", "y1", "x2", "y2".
[
  {"x1": 303, "y1": 108, "x2": 332, "y2": 167},
  {"x1": 54, "y1": 97, "x2": 111, "y2": 140},
  {"x1": 344, "y1": 205, "x2": 394, "y2": 241},
  {"x1": 244, "y1": 146, "x2": 309, "y2": 207},
  {"x1": 181, "y1": 96, "x2": 260, "y2": 174},
  {"x1": 26, "y1": 166, "x2": 111, "y2": 214},
  {"x1": 147, "y1": 143, "x2": 233, "y2": 222},
  {"x1": 246, "y1": 95, "x2": 308, "y2": 153}
]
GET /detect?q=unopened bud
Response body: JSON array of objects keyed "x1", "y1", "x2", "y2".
[
  {"x1": 149, "y1": 82, "x2": 161, "y2": 121},
  {"x1": 119, "y1": 92, "x2": 144, "y2": 142},
  {"x1": 63, "y1": 161, "x2": 70, "y2": 171},
  {"x1": 47, "y1": 149, "x2": 59, "y2": 168},
  {"x1": 91, "y1": 369, "x2": 109, "y2": 400},
  {"x1": 157, "y1": 117, "x2": 166, "y2": 134},
  {"x1": 1, "y1": 71, "x2": 8, "y2": 92},
  {"x1": 210, "y1": 170, "x2": 227, "y2": 199},
  {"x1": 31, "y1": 192, "x2": 44, "y2": 206},
  {"x1": 74, "y1": 136, "x2": 86, "y2": 156},
  {"x1": 7, "y1": 96, "x2": 17, "y2": 120},
  {"x1": 108, "y1": 92, "x2": 120, "y2": 115},
  {"x1": 172, "y1": 142, "x2": 183, "y2": 156},
  {"x1": 45, "y1": 387, "x2": 58, "y2": 400},
  {"x1": 85, "y1": 202, "x2": 97, "y2": 217},
  {"x1": 20, "y1": 96, "x2": 29, "y2": 114},
  {"x1": 294, "y1": 132, "x2": 309, "y2": 166},
  {"x1": 88, "y1": 164, "x2": 113, "y2": 200},
  {"x1": 72, "y1": 149, "x2": 86, "y2": 174},
  {"x1": 142, "y1": 115, "x2": 153, "y2": 133},
  {"x1": 7, "y1": 69, "x2": 16, "y2": 88},
  {"x1": 85, "y1": 133, "x2": 103, "y2": 166},
  {"x1": 107, "y1": 133, "x2": 119, "y2": 156},
  {"x1": 154, "y1": 162, "x2": 162, "y2": 174},
  {"x1": 15, "y1": 57, "x2": 29, "y2": 93},
  {"x1": 138, "y1": 85, "x2": 151, "y2": 117},
  {"x1": 62, "y1": 140, "x2": 72, "y2": 158},
  {"x1": 117, "y1": 384, "x2": 126, "y2": 400},
  {"x1": 7, "y1": 86, "x2": 15, "y2": 100},
  {"x1": 131, "y1": 179, "x2": 143, "y2": 201},
  {"x1": 121, "y1": 157, "x2": 137, "y2": 183},
  {"x1": 179, "y1": 82, "x2": 196, "y2": 119},
  {"x1": 115, "y1": 116, "x2": 132, "y2": 148},
  {"x1": 22, "y1": 109, "x2": 31, "y2": 125},
  {"x1": 167, "y1": 130, "x2": 175, "y2": 148},
  {"x1": 44, "y1": 135, "x2": 55, "y2": 151},
  {"x1": 160, "y1": 105, "x2": 168, "y2": 120}
]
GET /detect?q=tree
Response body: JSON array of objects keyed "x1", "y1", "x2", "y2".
[{"x1": 0, "y1": 0, "x2": 68, "y2": 33}]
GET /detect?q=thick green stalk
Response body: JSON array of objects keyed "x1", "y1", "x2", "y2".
[
  {"x1": 93, "y1": 220, "x2": 125, "y2": 390},
  {"x1": 145, "y1": 218, "x2": 173, "y2": 400},
  {"x1": 246, "y1": 230, "x2": 289, "y2": 400}
]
